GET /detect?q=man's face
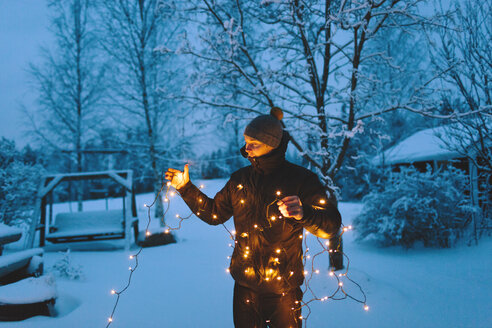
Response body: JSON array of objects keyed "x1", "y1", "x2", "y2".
[{"x1": 244, "y1": 135, "x2": 274, "y2": 158}]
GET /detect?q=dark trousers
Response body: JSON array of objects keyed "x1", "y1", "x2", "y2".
[{"x1": 233, "y1": 283, "x2": 303, "y2": 328}]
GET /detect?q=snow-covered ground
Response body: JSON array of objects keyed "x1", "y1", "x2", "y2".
[{"x1": 1, "y1": 179, "x2": 491, "y2": 328}]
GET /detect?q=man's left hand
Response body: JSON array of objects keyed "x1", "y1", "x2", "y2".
[{"x1": 277, "y1": 196, "x2": 303, "y2": 220}]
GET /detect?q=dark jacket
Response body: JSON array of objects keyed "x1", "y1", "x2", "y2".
[{"x1": 178, "y1": 133, "x2": 341, "y2": 294}]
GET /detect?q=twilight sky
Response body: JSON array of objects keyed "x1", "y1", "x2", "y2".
[{"x1": 0, "y1": 0, "x2": 51, "y2": 148}]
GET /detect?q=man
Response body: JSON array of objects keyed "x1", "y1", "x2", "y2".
[{"x1": 165, "y1": 107, "x2": 341, "y2": 328}]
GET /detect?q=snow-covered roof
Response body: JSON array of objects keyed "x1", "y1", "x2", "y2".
[
  {"x1": 0, "y1": 223, "x2": 22, "y2": 244},
  {"x1": 371, "y1": 125, "x2": 474, "y2": 166},
  {"x1": 0, "y1": 275, "x2": 57, "y2": 304}
]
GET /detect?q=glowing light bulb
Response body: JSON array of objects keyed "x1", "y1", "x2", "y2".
[
  {"x1": 129, "y1": 255, "x2": 134, "y2": 259},
  {"x1": 271, "y1": 216, "x2": 276, "y2": 221},
  {"x1": 166, "y1": 181, "x2": 171, "y2": 186},
  {"x1": 176, "y1": 214, "x2": 180, "y2": 218},
  {"x1": 290, "y1": 271, "x2": 294, "y2": 276},
  {"x1": 226, "y1": 268, "x2": 230, "y2": 273},
  {"x1": 199, "y1": 184, "x2": 205, "y2": 189},
  {"x1": 348, "y1": 225, "x2": 353, "y2": 230},
  {"x1": 237, "y1": 184, "x2": 243, "y2": 189},
  {"x1": 254, "y1": 224, "x2": 258, "y2": 228},
  {"x1": 164, "y1": 198, "x2": 169, "y2": 202},
  {"x1": 170, "y1": 191, "x2": 176, "y2": 196},
  {"x1": 299, "y1": 235, "x2": 303, "y2": 239},
  {"x1": 276, "y1": 190, "x2": 281, "y2": 196},
  {"x1": 277, "y1": 276, "x2": 282, "y2": 280},
  {"x1": 246, "y1": 246, "x2": 250, "y2": 250},
  {"x1": 364, "y1": 305, "x2": 369, "y2": 311},
  {"x1": 196, "y1": 212, "x2": 200, "y2": 216},
  {"x1": 319, "y1": 199, "x2": 326, "y2": 204},
  {"x1": 315, "y1": 269, "x2": 320, "y2": 274},
  {"x1": 325, "y1": 241, "x2": 330, "y2": 246},
  {"x1": 304, "y1": 270, "x2": 308, "y2": 276},
  {"x1": 232, "y1": 230, "x2": 236, "y2": 235},
  {"x1": 199, "y1": 198, "x2": 202, "y2": 203},
  {"x1": 240, "y1": 199, "x2": 245, "y2": 204},
  {"x1": 241, "y1": 232, "x2": 248, "y2": 237},
  {"x1": 108, "y1": 317, "x2": 113, "y2": 322},
  {"x1": 128, "y1": 266, "x2": 132, "y2": 271},
  {"x1": 276, "y1": 249, "x2": 281, "y2": 253},
  {"x1": 164, "y1": 229, "x2": 170, "y2": 234},
  {"x1": 111, "y1": 289, "x2": 116, "y2": 295},
  {"x1": 213, "y1": 214, "x2": 217, "y2": 219},
  {"x1": 145, "y1": 231, "x2": 151, "y2": 236},
  {"x1": 299, "y1": 316, "x2": 303, "y2": 320},
  {"x1": 329, "y1": 271, "x2": 335, "y2": 276},
  {"x1": 143, "y1": 204, "x2": 148, "y2": 208},
  {"x1": 343, "y1": 227, "x2": 348, "y2": 232},
  {"x1": 338, "y1": 282, "x2": 343, "y2": 287},
  {"x1": 305, "y1": 231, "x2": 310, "y2": 235},
  {"x1": 306, "y1": 255, "x2": 311, "y2": 259}
]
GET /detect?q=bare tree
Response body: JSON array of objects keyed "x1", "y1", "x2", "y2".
[
  {"x1": 27, "y1": 0, "x2": 106, "y2": 211},
  {"x1": 98, "y1": 0, "x2": 182, "y2": 219},
  {"x1": 428, "y1": 0, "x2": 492, "y2": 235},
  {"x1": 177, "y1": 0, "x2": 450, "y2": 195}
]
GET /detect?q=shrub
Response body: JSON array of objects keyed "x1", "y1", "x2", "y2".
[
  {"x1": 50, "y1": 249, "x2": 84, "y2": 280},
  {"x1": 0, "y1": 139, "x2": 46, "y2": 227},
  {"x1": 354, "y1": 165, "x2": 477, "y2": 248}
]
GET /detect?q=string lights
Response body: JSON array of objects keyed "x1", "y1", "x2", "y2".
[{"x1": 105, "y1": 179, "x2": 368, "y2": 327}]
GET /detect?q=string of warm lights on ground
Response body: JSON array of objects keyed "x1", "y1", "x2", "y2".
[{"x1": 105, "y1": 179, "x2": 368, "y2": 327}]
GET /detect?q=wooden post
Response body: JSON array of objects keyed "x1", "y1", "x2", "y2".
[
  {"x1": 469, "y1": 158, "x2": 479, "y2": 244},
  {"x1": 39, "y1": 196, "x2": 47, "y2": 247}
]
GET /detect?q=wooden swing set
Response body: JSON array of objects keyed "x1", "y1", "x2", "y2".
[{"x1": 25, "y1": 170, "x2": 139, "y2": 250}]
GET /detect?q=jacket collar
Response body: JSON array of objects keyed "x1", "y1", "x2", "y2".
[{"x1": 241, "y1": 131, "x2": 290, "y2": 175}]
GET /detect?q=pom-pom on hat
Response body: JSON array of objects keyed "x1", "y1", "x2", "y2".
[{"x1": 244, "y1": 107, "x2": 284, "y2": 148}]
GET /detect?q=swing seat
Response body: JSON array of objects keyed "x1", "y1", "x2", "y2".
[{"x1": 46, "y1": 210, "x2": 135, "y2": 243}]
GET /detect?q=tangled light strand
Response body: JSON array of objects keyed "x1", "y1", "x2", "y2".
[
  {"x1": 105, "y1": 181, "x2": 368, "y2": 327},
  {"x1": 265, "y1": 192, "x2": 368, "y2": 327}
]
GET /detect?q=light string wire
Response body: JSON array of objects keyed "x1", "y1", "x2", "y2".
[
  {"x1": 265, "y1": 194, "x2": 368, "y2": 327},
  {"x1": 105, "y1": 180, "x2": 173, "y2": 326},
  {"x1": 105, "y1": 180, "x2": 368, "y2": 327}
]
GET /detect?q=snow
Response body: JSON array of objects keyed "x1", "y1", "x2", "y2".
[
  {"x1": 0, "y1": 223, "x2": 22, "y2": 242},
  {"x1": 371, "y1": 125, "x2": 464, "y2": 165},
  {"x1": 0, "y1": 179, "x2": 491, "y2": 327},
  {"x1": 0, "y1": 248, "x2": 43, "y2": 273},
  {"x1": 0, "y1": 275, "x2": 57, "y2": 305},
  {"x1": 47, "y1": 210, "x2": 125, "y2": 239}
]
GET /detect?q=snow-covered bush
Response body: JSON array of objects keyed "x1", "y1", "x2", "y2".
[
  {"x1": 354, "y1": 165, "x2": 476, "y2": 248},
  {"x1": 50, "y1": 250, "x2": 84, "y2": 280},
  {"x1": 0, "y1": 138, "x2": 45, "y2": 227}
]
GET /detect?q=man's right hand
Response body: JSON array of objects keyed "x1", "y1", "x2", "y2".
[{"x1": 164, "y1": 164, "x2": 190, "y2": 190}]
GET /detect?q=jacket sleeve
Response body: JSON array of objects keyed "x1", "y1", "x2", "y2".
[
  {"x1": 177, "y1": 179, "x2": 234, "y2": 226},
  {"x1": 297, "y1": 173, "x2": 341, "y2": 239}
]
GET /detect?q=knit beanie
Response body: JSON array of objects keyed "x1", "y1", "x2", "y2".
[{"x1": 244, "y1": 107, "x2": 284, "y2": 148}]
